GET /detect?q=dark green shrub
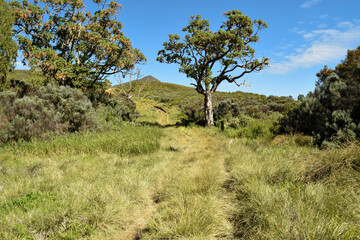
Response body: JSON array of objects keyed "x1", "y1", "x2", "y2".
[
  {"x1": 0, "y1": 83, "x2": 140, "y2": 145},
  {"x1": 84, "y1": 87, "x2": 137, "y2": 123},
  {"x1": 178, "y1": 101, "x2": 205, "y2": 126},
  {"x1": 282, "y1": 46, "x2": 360, "y2": 146},
  {"x1": 0, "y1": 84, "x2": 98, "y2": 143}
]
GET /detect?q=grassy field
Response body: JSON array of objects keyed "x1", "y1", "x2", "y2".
[
  {"x1": 1, "y1": 81, "x2": 359, "y2": 239},
  {"x1": 1, "y1": 123, "x2": 359, "y2": 239}
]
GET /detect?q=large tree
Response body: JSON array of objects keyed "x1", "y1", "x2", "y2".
[
  {"x1": 0, "y1": 0, "x2": 17, "y2": 88},
  {"x1": 10, "y1": 0, "x2": 145, "y2": 88},
  {"x1": 157, "y1": 10, "x2": 269, "y2": 126}
]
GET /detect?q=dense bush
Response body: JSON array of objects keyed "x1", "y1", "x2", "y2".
[
  {"x1": 84, "y1": 87, "x2": 137, "y2": 123},
  {"x1": 179, "y1": 94, "x2": 294, "y2": 129},
  {"x1": 282, "y1": 46, "x2": 360, "y2": 146},
  {"x1": 224, "y1": 114, "x2": 279, "y2": 139},
  {"x1": 0, "y1": 83, "x2": 136, "y2": 144}
]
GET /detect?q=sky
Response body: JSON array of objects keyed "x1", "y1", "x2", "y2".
[{"x1": 16, "y1": 0, "x2": 360, "y2": 98}]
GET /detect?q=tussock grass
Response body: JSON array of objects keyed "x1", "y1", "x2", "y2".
[
  {"x1": 0, "y1": 125, "x2": 162, "y2": 156},
  {"x1": 1, "y1": 123, "x2": 359, "y2": 239},
  {"x1": 141, "y1": 128, "x2": 232, "y2": 239},
  {"x1": 225, "y1": 138, "x2": 360, "y2": 239},
  {"x1": 0, "y1": 125, "x2": 165, "y2": 239}
]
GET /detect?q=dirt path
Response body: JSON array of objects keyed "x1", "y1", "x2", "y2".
[{"x1": 126, "y1": 126, "x2": 233, "y2": 239}]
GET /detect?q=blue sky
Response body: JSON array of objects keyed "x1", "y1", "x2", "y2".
[{"x1": 16, "y1": 0, "x2": 360, "y2": 97}]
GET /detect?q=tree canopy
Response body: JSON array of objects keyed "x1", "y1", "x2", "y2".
[
  {"x1": 157, "y1": 10, "x2": 268, "y2": 126},
  {"x1": 10, "y1": 0, "x2": 145, "y2": 88},
  {"x1": 0, "y1": 0, "x2": 18, "y2": 87}
]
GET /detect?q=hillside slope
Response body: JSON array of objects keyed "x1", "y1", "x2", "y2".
[{"x1": 120, "y1": 76, "x2": 295, "y2": 124}]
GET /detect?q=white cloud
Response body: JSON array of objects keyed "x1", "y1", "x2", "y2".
[
  {"x1": 269, "y1": 23, "x2": 360, "y2": 74},
  {"x1": 337, "y1": 21, "x2": 354, "y2": 29},
  {"x1": 300, "y1": 0, "x2": 322, "y2": 8},
  {"x1": 319, "y1": 14, "x2": 329, "y2": 19},
  {"x1": 317, "y1": 23, "x2": 328, "y2": 28}
]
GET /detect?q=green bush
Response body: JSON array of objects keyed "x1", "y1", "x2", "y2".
[
  {"x1": 84, "y1": 87, "x2": 137, "y2": 123},
  {"x1": 281, "y1": 46, "x2": 360, "y2": 146},
  {"x1": 0, "y1": 85, "x2": 96, "y2": 143},
  {"x1": 0, "y1": 83, "x2": 136, "y2": 144},
  {"x1": 223, "y1": 115, "x2": 279, "y2": 139}
]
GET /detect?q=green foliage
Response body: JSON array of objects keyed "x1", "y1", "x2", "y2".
[
  {"x1": 157, "y1": 10, "x2": 268, "y2": 125},
  {"x1": 282, "y1": 46, "x2": 360, "y2": 146},
  {"x1": 0, "y1": 0, "x2": 18, "y2": 89},
  {"x1": 0, "y1": 83, "x2": 136, "y2": 144},
  {"x1": 8, "y1": 69, "x2": 46, "y2": 86},
  {"x1": 178, "y1": 92, "x2": 294, "y2": 127},
  {"x1": 0, "y1": 84, "x2": 96, "y2": 143},
  {"x1": 84, "y1": 87, "x2": 137, "y2": 123},
  {"x1": 10, "y1": 0, "x2": 145, "y2": 88},
  {"x1": 224, "y1": 115, "x2": 277, "y2": 139}
]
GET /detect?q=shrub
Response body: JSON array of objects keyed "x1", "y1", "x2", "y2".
[
  {"x1": 237, "y1": 120, "x2": 272, "y2": 139},
  {"x1": 84, "y1": 87, "x2": 137, "y2": 123},
  {"x1": 0, "y1": 83, "x2": 136, "y2": 144},
  {"x1": 281, "y1": 46, "x2": 360, "y2": 146},
  {"x1": 0, "y1": 85, "x2": 96, "y2": 143},
  {"x1": 223, "y1": 115, "x2": 278, "y2": 140}
]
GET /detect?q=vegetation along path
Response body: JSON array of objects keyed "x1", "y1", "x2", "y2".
[{"x1": 1, "y1": 123, "x2": 359, "y2": 239}]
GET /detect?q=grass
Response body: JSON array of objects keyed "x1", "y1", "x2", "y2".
[
  {"x1": 1, "y1": 122, "x2": 359, "y2": 239},
  {"x1": 1, "y1": 86, "x2": 359, "y2": 239},
  {"x1": 140, "y1": 127, "x2": 232, "y2": 239},
  {"x1": 0, "y1": 124, "x2": 162, "y2": 156},
  {"x1": 224, "y1": 137, "x2": 360, "y2": 239},
  {"x1": 0, "y1": 124, "x2": 165, "y2": 239}
]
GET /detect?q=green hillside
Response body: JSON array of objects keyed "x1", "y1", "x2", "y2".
[{"x1": 119, "y1": 76, "x2": 295, "y2": 125}]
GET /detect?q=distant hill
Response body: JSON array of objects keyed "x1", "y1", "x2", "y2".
[
  {"x1": 117, "y1": 77, "x2": 296, "y2": 119},
  {"x1": 137, "y1": 75, "x2": 161, "y2": 82}
]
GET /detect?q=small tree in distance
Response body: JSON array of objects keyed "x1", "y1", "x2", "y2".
[{"x1": 157, "y1": 10, "x2": 269, "y2": 126}]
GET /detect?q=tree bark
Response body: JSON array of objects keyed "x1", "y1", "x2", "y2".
[{"x1": 204, "y1": 91, "x2": 214, "y2": 126}]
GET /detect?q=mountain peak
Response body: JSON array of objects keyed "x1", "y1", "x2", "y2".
[{"x1": 137, "y1": 75, "x2": 161, "y2": 82}]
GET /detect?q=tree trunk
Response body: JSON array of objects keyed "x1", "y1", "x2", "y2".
[{"x1": 204, "y1": 91, "x2": 214, "y2": 126}]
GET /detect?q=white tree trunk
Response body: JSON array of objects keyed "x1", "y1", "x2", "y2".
[{"x1": 204, "y1": 91, "x2": 214, "y2": 126}]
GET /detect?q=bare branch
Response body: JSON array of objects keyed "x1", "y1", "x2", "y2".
[{"x1": 113, "y1": 69, "x2": 148, "y2": 100}]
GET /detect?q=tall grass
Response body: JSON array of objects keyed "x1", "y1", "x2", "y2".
[
  {"x1": 1, "y1": 125, "x2": 162, "y2": 156},
  {"x1": 0, "y1": 125, "x2": 165, "y2": 239},
  {"x1": 140, "y1": 127, "x2": 232, "y2": 239},
  {"x1": 225, "y1": 138, "x2": 360, "y2": 239}
]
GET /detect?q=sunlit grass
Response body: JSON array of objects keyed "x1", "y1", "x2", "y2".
[
  {"x1": 225, "y1": 138, "x2": 360, "y2": 239},
  {"x1": 1, "y1": 123, "x2": 359, "y2": 239},
  {"x1": 140, "y1": 127, "x2": 232, "y2": 239},
  {"x1": 0, "y1": 125, "x2": 165, "y2": 239},
  {"x1": 1, "y1": 124, "x2": 162, "y2": 156}
]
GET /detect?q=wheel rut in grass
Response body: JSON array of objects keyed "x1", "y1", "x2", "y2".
[{"x1": 136, "y1": 127, "x2": 233, "y2": 239}]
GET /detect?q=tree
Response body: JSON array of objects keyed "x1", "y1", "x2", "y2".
[
  {"x1": 283, "y1": 46, "x2": 360, "y2": 146},
  {"x1": 0, "y1": 0, "x2": 17, "y2": 89},
  {"x1": 9, "y1": 0, "x2": 145, "y2": 88},
  {"x1": 157, "y1": 10, "x2": 268, "y2": 126}
]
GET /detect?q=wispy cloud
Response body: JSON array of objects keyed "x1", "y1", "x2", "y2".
[
  {"x1": 300, "y1": 0, "x2": 322, "y2": 8},
  {"x1": 269, "y1": 22, "x2": 360, "y2": 74}
]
